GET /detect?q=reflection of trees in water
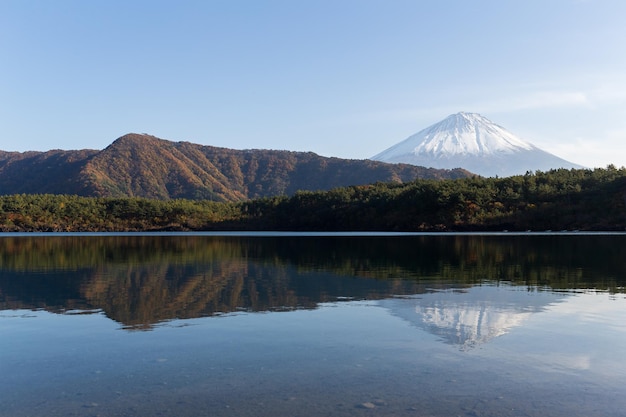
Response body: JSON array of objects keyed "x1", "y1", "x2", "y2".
[
  {"x1": 83, "y1": 259, "x2": 425, "y2": 329},
  {"x1": 0, "y1": 234, "x2": 624, "y2": 328},
  {"x1": 83, "y1": 262, "x2": 305, "y2": 328}
]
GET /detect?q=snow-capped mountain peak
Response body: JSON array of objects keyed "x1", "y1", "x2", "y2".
[
  {"x1": 416, "y1": 112, "x2": 535, "y2": 155},
  {"x1": 372, "y1": 112, "x2": 583, "y2": 177},
  {"x1": 376, "y1": 112, "x2": 535, "y2": 160}
]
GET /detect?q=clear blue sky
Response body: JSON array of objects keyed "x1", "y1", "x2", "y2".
[{"x1": 2, "y1": 0, "x2": 626, "y2": 168}]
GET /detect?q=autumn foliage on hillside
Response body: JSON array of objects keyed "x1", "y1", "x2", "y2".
[
  {"x1": 0, "y1": 134, "x2": 471, "y2": 201},
  {"x1": 1, "y1": 166, "x2": 624, "y2": 232}
]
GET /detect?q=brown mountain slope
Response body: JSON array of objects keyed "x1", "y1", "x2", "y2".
[
  {"x1": 0, "y1": 133, "x2": 473, "y2": 201},
  {"x1": 78, "y1": 134, "x2": 247, "y2": 200},
  {"x1": 0, "y1": 149, "x2": 98, "y2": 195}
]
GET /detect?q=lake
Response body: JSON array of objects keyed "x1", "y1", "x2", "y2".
[{"x1": 1, "y1": 232, "x2": 625, "y2": 417}]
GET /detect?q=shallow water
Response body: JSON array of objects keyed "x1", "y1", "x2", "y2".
[{"x1": 1, "y1": 233, "x2": 625, "y2": 416}]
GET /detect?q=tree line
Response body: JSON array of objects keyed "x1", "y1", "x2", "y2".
[{"x1": 1, "y1": 166, "x2": 625, "y2": 232}]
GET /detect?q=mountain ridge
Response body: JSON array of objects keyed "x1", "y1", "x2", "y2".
[{"x1": 0, "y1": 133, "x2": 472, "y2": 201}]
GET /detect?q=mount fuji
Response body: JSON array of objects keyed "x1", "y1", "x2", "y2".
[{"x1": 371, "y1": 112, "x2": 583, "y2": 177}]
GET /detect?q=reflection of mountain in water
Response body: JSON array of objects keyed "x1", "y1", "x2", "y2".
[
  {"x1": 380, "y1": 286, "x2": 566, "y2": 349},
  {"x1": 1, "y1": 263, "x2": 424, "y2": 330},
  {"x1": 1, "y1": 234, "x2": 624, "y2": 330}
]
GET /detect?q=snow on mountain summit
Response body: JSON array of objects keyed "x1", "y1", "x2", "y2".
[
  {"x1": 372, "y1": 112, "x2": 583, "y2": 177},
  {"x1": 375, "y1": 112, "x2": 534, "y2": 160},
  {"x1": 416, "y1": 112, "x2": 535, "y2": 155}
]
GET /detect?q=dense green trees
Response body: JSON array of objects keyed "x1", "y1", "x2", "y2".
[
  {"x1": 0, "y1": 194, "x2": 240, "y2": 231},
  {"x1": 0, "y1": 167, "x2": 625, "y2": 232},
  {"x1": 238, "y1": 167, "x2": 626, "y2": 231}
]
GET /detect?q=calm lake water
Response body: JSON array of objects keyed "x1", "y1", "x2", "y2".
[{"x1": 1, "y1": 233, "x2": 625, "y2": 417}]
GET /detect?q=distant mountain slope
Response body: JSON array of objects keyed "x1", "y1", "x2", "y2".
[
  {"x1": 0, "y1": 134, "x2": 472, "y2": 201},
  {"x1": 0, "y1": 149, "x2": 99, "y2": 195},
  {"x1": 372, "y1": 112, "x2": 584, "y2": 177}
]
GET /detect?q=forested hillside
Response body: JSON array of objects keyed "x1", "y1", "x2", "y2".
[
  {"x1": 1, "y1": 167, "x2": 624, "y2": 232},
  {"x1": 0, "y1": 149, "x2": 99, "y2": 194},
  {"x1": 0, "y1": 133, "x2": 471, "y2": 201},
  {"x1": 242, "y1": 166, "x2": 626, "y2": 231}
]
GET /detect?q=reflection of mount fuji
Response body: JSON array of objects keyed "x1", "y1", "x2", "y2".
[
  {"x1": 1, "y1": 234, "x2": 623, "y2": 330},
  {"x1": 380, "y1": 285, "x2": 566, "y2": 349}
]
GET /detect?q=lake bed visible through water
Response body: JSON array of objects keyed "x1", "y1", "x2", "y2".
[{"x1": 1, "y1": 233, "x2": 625, "y2": 416}]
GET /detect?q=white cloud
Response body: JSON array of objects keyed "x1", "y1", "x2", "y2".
[
  {"x1": 538, "y1": 128, "x2": 626, "y2": 168},
  {"x1": 587, "y1": 84, "x2": 626, "y2": 104},
  {"x1": 353, "y1": 90, "x2": 591, "y2": 127},
  {"x1": 472, "y1": 72, "x2": 626, "y2": 114},
  {"x1": 479, "y1": 91, "x2": 590, "y2": 113}
]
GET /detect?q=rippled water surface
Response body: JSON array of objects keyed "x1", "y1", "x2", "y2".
[{"x1": 1, "y1": 233, "x2": 625, "y2": 416}]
